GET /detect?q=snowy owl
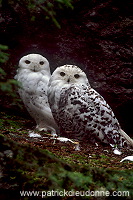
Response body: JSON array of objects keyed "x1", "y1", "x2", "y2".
[
  {"x1": 48, "y1": 64, "x2": 133, "y2": 148},
  {"x1": 15, "y1": 53, "x2": 58, "y2": 135}
]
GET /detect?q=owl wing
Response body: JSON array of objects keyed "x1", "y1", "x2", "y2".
[
  {"x1": 85, "y1": 87, "x2": 133, "y2": 147},
  {"x1": 58, "y1": 85, "x2": 123, "y2": 145},
  {"x1": 85, "y1": 87, "x2": 120, "y2": 128},
  {"x1": 84, "y1": 86, "x2": 123, "y2": 144}
]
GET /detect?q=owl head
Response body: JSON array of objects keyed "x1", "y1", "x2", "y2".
[
  {"x1": 19, "y1": 54, "x2": 50, "y2": 72},
  {"x1": 49, "y1": 64, "x2": 89, "y2": 87}
]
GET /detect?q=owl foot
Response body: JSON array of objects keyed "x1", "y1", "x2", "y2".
[
  {"x1": 35, "y1": 125, "x2": 57, "y2": 137},
  {"x1": 28, "y1": 130, "x2": 41, "y2": 138}
]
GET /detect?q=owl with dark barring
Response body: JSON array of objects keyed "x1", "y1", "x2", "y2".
[{"x1": 48, "y1": 64, "x2": 133, "y2": 148}]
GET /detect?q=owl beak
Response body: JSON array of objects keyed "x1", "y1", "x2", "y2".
[
  {"x1": 67, "y1": 78, "x2": 70, "y2": 83},
  {"x1": 33, "y1": 66, "x2": 36, "y2": 72},
  {"x1": 32, "y1": 65, "x2": 38, "y2": 72}
]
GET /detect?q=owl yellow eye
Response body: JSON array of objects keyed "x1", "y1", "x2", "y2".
[
  {"x1": 60, "y1": 72, "x2": 66, "y2": 76},
  {"x1": 40, "y1": 61, "x2": 44, "y2": 65},
  {"x1": 74, "y1": 74, "x2": 80, "y2": 79},
  {"x1": 25, "y1": 60, "x2": 31, "y2": 64}
]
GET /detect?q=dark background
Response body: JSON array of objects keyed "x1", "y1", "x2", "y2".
[{"x1": 0, "y1": 0, "x2": 133, "y2": 136}]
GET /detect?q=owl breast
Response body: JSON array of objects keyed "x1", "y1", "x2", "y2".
[{"x1": 49, "y1": 84, "x2": 120, "y2": 143}]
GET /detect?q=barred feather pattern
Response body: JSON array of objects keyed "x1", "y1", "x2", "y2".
[{"x1": 48, "y1": 65, "x2": 133, "y2": 148}]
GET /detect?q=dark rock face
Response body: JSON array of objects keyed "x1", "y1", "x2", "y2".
[{"x1": 0, "y1": 0, "x2": 132, "y2": 135}]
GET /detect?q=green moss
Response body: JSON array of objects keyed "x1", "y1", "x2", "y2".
[
  {"x1": 0, "y1": 111, "x2": 133, "y2": 199},
  {"x1": 0, "y1": 134, "x2": 133, "y2": 199},
  {"x1": 0, "y1": 112, "x2": 30, "y2": 134}
]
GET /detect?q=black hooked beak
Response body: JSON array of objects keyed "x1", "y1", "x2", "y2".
[
  {"x1": 33, "y1": 65, "x2": 37, "y2": 72},
  {"x1": 67, "y1": 78, "x2": 70, "y2": 83}
]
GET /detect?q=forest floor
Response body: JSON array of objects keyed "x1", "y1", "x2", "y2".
[
  {"x1": 1, "y1": 111, "x2": 133, "y2": 171},
  {"x1": 1, "y1": 111, "x2": 133, "y2": 200}
]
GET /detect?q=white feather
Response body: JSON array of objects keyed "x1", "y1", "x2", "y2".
[
  {"x1": 120, "y1": 156, "x2": 133, "y2": 162},
  {"x1": 113, "y1": 148, "x2": 122, "y2": 155}
]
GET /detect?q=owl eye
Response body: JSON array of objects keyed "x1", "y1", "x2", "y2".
[
  {"x1": 25, "y1": 60, "x2": 31, "y2": 64},
  {"x1": 39, "y1": 61, "x2": 45, "y2": 65},
  {"x1": 60, "y1": 72, "x2": 66, "y2": 77},
  {"x1": 74, "y1": 74, "x2": 80, "y2": 79}
]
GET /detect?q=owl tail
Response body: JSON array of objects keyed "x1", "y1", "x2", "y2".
[{"x1": 120, "y1": 129, "x2": 133, "y2": 148}]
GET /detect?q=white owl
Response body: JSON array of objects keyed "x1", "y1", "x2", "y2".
[
  {"x1": 48, "y1": 64, "x2": 133, "y2": 148},
  {"x1": 15, "y1": 53, "x2": 58, "y2": 135}
]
